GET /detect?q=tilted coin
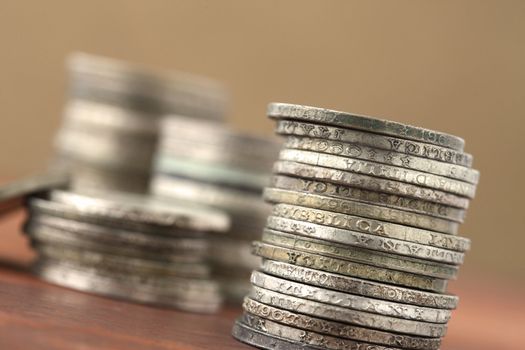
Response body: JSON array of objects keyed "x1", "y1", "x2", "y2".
[
  {"x1": 49, "y1": 189, "x2": 229, "y2": 232},
  {"x1": 241, "y1": 312, "x2": 400, "y2": 350},
  {"x1": 275, "y1": 119, "x2": 471, "y2": 167},
  {"x1": 262, "y1": 230, "x2": 459, "y2": 279},
  {"x1": 274, "y1": 161, "x2": 471, "y2": 207},
  {"x1": 261, "y1": 260, "x2": 458, "y2": 309},
  {"x1": 232, "y1": 319, "x2": 316, "y2": 350},
  {"x1": 264, "y1": 188, "x2": 459, "y2": 234},
  {"x1": 252, "y1": 242, "x2": 448, "y2": 292},
  {"x1": 271, "y1": 203, "x2": 470, "y2": 251},
  {"x1": 279, "y1": 149, "x2": 477, "y2": 198},
  {"x1": 284, "y1": 135, "x2": 479, "y2": 184},
  {"x1": 0, "y1": 171, "x2": 69, "y2": 215},
  {"x1": 272, "y1": 175, "x2": 465, "y2": 222},
  {"x1": 266, "y1": 216, "x2": 464, "y2": 265},
  {"x1": 32, "y1": 242, "x2": 211, "y2": 278},
  {"x1": 34, "y1": 258, "x2": 221, "y2": 313},
  {"x1": 249, "y1": 286, "x2": 447, "y2": 337},
  {"x1": 268, "y1": 102, "x2": 465, "y2": 151},
  {"x1": 250, "y1": 271, "x2": 450, "y2": 323},
  {"x1": 243, "y1": 298, "x2": 441, "y2": 350}
]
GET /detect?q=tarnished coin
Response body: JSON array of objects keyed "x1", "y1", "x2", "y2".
[
  {"x1": 0, "y1": 172, "x2": 69, "y2": 215},
  {"x1": 261, "y1": 260, "x2": 458, "y2": 309},
  {"x1": 49, "y1": 189, "x2": 229, "y2": 232},
  {"x1": 279, "y1": 149, "x2": 477, "y2": 198},
  {"x1": 232, "y1": 319, "x2": 316, "y2": 350},
  {"x1": 252, "y1": 242, "x2": 448, "y2": 292},
  {"x1": 241, "y1": 312, "x2": 401, "y2": 350},
  {"x1": 268, "y1": 102, "x2": 465, "y2": 151},
  {"x1": 250, "y1": 271, "x2": 451, "y2": 323},
  {"x1": 264, "y1": 188, "x2": 459, "y2": 234},
  {"x1": 284, "y1": 135, "x2": 479, "y2": 184},
  {"x1": 274, "y1": 161, "x2": 470, "y2": 207},
  {"x1": 266, "y1": 216, "x2": 464, "y2": 265},
  {"x1": 271, "y1": 175, "x2": 466, "y2": 222},
  {"x1": 275, "y1": 119, "x2": 471, "y2": 167},
  {"x1": 243, "y1": 298, "x2": 441, "y2": 350},
  {"x1": 271, "y1": 203, "x2": 470, "y2": 251},
  {"x1": 249, "y1": 286, "x2": 447, "y2": 337},
  {"x1": 34, "y1": 258, "x2": 221, "y2": 313},
  {"x1": 262, "y1": 230, "x2": 459, "y2": 279}
]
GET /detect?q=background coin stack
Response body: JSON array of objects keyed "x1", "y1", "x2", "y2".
[
  {"x1": 233, "y1": 103, "x2": 479, "y2": 349},
  {"x1": 150, "y1": 116, "x2": 281, "y2": 302},
  {"x1": 53, "y1": 52, "x2": 227, "y2": 193},
  {"x1": 23, "y1": 187, "x2": 230, "y2": 313}
]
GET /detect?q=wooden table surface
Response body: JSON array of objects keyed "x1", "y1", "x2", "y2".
[{"x1": 0, "y1": 209, "x2": 523, "y2": 350}]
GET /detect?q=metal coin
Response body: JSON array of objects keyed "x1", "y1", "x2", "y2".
[
  {"x1": 261, "y1": 260, "x2": 458, "y2": 309},
  {"x1": 243, "y1": 298, "x2": 441, "y2": 350},
  {"x1": 252, "y1": 242, "x2": 448, "y2": 292},
  {"x1": 264, "y1": 188, "x2": 459, "y2": 234},
  {"x1": 266, "y1": 216, "x2": 464, "y2": 265},
  {"x1": 249, "y1": 286, "x2": 447, "y2": 337},
  {"x1": 268, "y1": 102, "x2": 465, "y2": 151},
  {"x1": 284, "y1": 135, "x2": 479, "y2": 184}
]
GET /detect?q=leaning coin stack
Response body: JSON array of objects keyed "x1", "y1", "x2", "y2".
[
  {"x1": 23, "y1": 188, "x2": 229, "y2": 313},
  {"x1": 233, "y1": 103, "x2": 479, "y2": 350},
  {"x1": 53, "y1": 52, "x2": 227, "y2": 193},
  {"x1": 150, "y1": 116, "x2": 281, "y2": 302}
]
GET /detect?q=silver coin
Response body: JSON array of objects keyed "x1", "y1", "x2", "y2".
[
  {"x1": 261, "y1": 260, "x2": 458, "y2": 309},
  {"x1": 34, "y1": 257, "x2": 222, "y2": 313},
  {"x1": 279, "y1": 149, "x2": 477, "y2": 198},
  {"x1": 268, "y1": 102, "x2": 465, "y2": 151},
  {"x1": 266, "y1": 216, "x2": 464, "y2": 265},
  {"x1": 243, "y1": 298, "x2": 441, "y2": 350},
  {"x1": 250, "y1": 271, "x2": 450, "y2": 323},
  {"x1": 49, "y1": 189, "x2": 229, "y2": 232},
  {"x1": 274, "y1": 161, "x2": 470, "y2": 208},
  {"x1": 0, "y1": 171, "x2": 69, "y2": 214},
  {"x1": 232, "y1": 319, "x2": 316, "y2": 350},
  {"x1": 249, "y1": 286, "x2": 447, "y2": 337},
  {"x1": 271, "y1": 203, "x2": 469, "y2": 252},
  {"x1": 272, "y1": 175, "x2": 466, "y2": 222},
  {"x1": 253, "y1": 242, "x2": 448, "y2": 292},
  {"x1": 264, "y1": 188, "x2": 459, "y2": 234},
  {"x1": 262, "y1": 230, "x2": 459, "y2": 279},
  {"x1": 284, "y1": 135, "x2": 479, "y2": 184},
  {"x1": 241, "y1": 312, "x2": 401, "y2": 350}
]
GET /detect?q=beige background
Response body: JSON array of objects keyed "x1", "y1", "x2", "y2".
[{"x1": 0, "y1": 1, "x2": 523, "y2": 279}]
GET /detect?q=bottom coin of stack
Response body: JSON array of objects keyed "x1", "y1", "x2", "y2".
[
  {"x1": 23, "y1": 189, "x2": 229, "y2": 313},
  {"x1": 233, "y1": 103, "x2": 478, "y2": 350}
]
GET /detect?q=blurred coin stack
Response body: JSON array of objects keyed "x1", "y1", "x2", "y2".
[
  {"x1": 233, "y1": 103, "x2": 479, "y2": 349},
  {"x1": 53, "y1": 52, "x2": 227, "y2": 193},
  {"x1": 151, "y1": 116, "x2": 281, "y2": 302},
  {"x1": 24, "y1": 188, "x2": 229, "y2": 313}
]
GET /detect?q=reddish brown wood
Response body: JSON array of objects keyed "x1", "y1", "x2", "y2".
[{"x1": 0, "y1": 208, "x2": 523, "y2": 349}]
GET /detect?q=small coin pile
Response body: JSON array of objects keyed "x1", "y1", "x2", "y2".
[
  {"x1": 54, "y1": 52, "x2": 227, "y2": 193},
  {"x1": 151, "y1": 116, "x2": 281, "y2": 302},
  {"x1": 233, "y1": 103, "x2": 479, "y2": 349},
  {"x1": 18, "y1": 183, "x2": 230, "y2": 313}
]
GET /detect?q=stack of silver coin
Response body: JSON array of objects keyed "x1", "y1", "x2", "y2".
[
  {"x1": 233, "y1": 103, "x2": 479, "y2": 349},
  {"x1": 53, "y1": 52, "x2": 227, "y2": 193},
  {"x1": 151, "y1": 116, "x2": 281, "y2": 302},
  {"x1": 23, "y1": 188, "x2": 229, "y2": 313}
]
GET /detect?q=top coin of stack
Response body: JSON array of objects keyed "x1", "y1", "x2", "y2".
[
  {"x1": 151, "y1": 115, "x2": 281, "y2": 302},
  {"x1": 54, "y1": 52, "x2": 228, "y2": 193},
  {"x1": 233, "y1": 103, "x2": 479, "y2": 350}
]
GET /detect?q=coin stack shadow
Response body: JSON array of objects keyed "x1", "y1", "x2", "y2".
[
  {"x1": 23, "y1": 189, "x2": 230, "y2": 313},
  {"x1": 232, "y1": 103, "x2": 479, "y2": 349},
  {"x1": 150, "y1": 116, "x2": 281, "y2": 302},
  {"x1": 53, "y1": 52, "x2": 227, "y2": 193}
]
